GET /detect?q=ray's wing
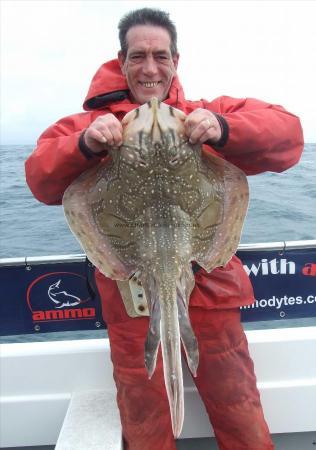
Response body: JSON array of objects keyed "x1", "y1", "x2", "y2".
[
  {"x1": 62, "y1": 160, "x2": 134, "y2": 280},
  {"x1": 192, "y1": 149, "x2": 249, "y2": 272}
]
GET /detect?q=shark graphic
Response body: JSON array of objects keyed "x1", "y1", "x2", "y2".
[{"x1": 48, "y1": 280, "x2": 82, "y2": 308}]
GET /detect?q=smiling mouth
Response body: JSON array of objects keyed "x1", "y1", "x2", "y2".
[{"x1": 140, "y1": 81, "x2": 161, "y2": 88}]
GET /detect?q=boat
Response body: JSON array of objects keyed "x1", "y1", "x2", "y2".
[{"x1": 1, "y1": 240, "x2": 316, "y2": 449}]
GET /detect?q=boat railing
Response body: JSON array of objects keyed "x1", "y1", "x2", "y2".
[{"x1": 1, "y1": 239, "x2": 316, "y2": 267}]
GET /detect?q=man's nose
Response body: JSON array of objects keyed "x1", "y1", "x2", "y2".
[{"x1": 142, "y1": 56, "x2": 158, "y2": 76}]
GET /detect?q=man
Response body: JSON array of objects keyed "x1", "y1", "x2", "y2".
[{"x1": 25, "y1": 8, "x2": 304, "y2": 450}]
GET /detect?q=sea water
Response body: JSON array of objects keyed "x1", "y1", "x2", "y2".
[{"x1": 0, "y1": 143, "x2": 315, "y2": 258}]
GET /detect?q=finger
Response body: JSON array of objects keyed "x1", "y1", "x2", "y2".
[
  {"x1": 98, "y1": 128, "x2": 115, "y2": 146},
  {"x1": 184, "y1": 109, "x2": 205, "y2": 129},
  {"x1": 188, "y1": 118, "x2": 212, "y2": 144},
  {"x1": 184, "y1": 116, "x2": 196, "y2": 135},
  {"x1": 108, "y1": 123, "x2": 123, "y2": 146},
  {"x1": 96, "y1": 115, "x2": 123, "y2": 144},
  {"x1": 199, "y1": 127, "x2": 219, "y2": 144},
  {"x1": 86, "y1": 128, "x2": 108, "y2": 144},
  {"x1": 98, "y1": 119, "x2": 124, "y2": 146}
]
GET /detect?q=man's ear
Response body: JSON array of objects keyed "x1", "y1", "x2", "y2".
[
  {"x1": 118, "y1": 51, "x2": 126, "y2": 73},
  {"x1": 173, "y1": 53, "x2": 180, "y2": 71}
]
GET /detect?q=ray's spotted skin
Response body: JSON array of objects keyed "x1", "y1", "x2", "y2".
[{"x1": 62, "y1": 98, "x2": 249, "y2": 437}]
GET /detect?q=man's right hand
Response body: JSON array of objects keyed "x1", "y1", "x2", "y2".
[{"x1": 84, "y1": 114, "x2": 123, "y2": 153}]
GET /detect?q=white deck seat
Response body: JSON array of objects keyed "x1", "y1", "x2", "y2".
[{"x1": 55, "y1": 390, "x2": 123, "y2": 450}]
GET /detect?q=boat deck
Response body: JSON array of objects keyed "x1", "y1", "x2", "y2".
[{"x1": 2, "y1": 432, "x2": 316, "y2": 450}]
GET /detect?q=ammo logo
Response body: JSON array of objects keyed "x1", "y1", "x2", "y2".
[{"x1": 26, "y1": 272, "x2": 96, "y2": 322}]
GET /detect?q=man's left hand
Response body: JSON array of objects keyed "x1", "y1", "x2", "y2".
[{"x1": 184, "y1": 109, "x2": 222, "y2": 145}]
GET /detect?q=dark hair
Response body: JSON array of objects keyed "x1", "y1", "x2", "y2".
[{"x1": 118, "y1": 8, "x2": 178, "y2": 56}]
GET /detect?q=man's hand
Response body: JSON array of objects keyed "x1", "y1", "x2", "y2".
[
  {"x1": 84, "y1": 114, "x2": 123, "y2": 153},
  {"x1": 184, "y1": 109, "x2": 222, "y2": 145}
]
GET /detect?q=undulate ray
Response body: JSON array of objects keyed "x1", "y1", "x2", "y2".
[{"x1": 62, "y1": 98, "x2": 249, "y2": 437}]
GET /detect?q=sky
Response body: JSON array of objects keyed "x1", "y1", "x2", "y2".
[{"x1": 1, "y1": 0, "x2": 316, "y2": 144}]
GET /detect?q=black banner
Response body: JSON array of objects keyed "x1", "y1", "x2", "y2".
[
  {"x1": 0, "y1": 259, "x2": 105, "y2": 335},
  {"x1": 239, "y1": 247, "x2": 316, "y2": 322},
  {"x1": 0, "y1": 246, "x2": 315, "y2": 336}
]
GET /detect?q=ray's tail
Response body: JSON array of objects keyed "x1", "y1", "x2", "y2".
[
  {"x1": 159, "y1": 279, "x2": 184, "y2": 438},
  {"x1": 144, "y1": 274, "x2": 199, "y2": 438}
]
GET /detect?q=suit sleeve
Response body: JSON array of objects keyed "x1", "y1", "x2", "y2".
[
  {"x1": 204, "y1": 96, "x2": 304, "y2": 175},
  {"x1": 25, "y1": 113, "x2": 105, "y2": 205}
]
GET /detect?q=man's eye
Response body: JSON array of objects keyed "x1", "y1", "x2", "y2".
[{"x1": 130, "y1": 55, "x2": 142, "y2": 61}]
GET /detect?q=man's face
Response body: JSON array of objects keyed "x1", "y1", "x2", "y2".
[{"x1": 118, "y1": 25, "x2": 179, "y2": 104}]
